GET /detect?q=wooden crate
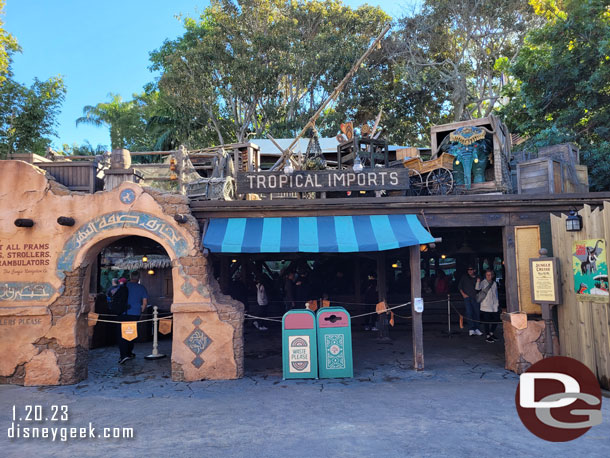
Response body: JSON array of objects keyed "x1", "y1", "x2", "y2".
[
  {"x1": 37, "y1": 161, "x2": 102, "y2": 193},
  {"x1": 563, "y1": 164, "x2": 589, "y2": 193},
  {"x1": 538, "y1": 143, "x2": 580, "y2": 164},
  {"x1": 517, "y1": 157, "x2": 564, "y2": 194},
  {"x1": 396, "y1": 147, "x2": 419, "y2": 161}
]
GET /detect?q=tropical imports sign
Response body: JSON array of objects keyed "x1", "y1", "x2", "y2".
[
  {"x1": 529, "y1": 257, "x2": 561, "y2": 304},
  {"x1": 236, "y1": 169, "x2": 410, "y2": 194},
  {"x1": 573, "y1": 239, "x2": 609, "y2": 302}
]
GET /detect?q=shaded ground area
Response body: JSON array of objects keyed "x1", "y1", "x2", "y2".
[{"x1": 2, "y1": 323, "x2": 609, "y2": 457}]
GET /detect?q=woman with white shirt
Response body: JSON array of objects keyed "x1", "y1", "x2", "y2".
[{"x1": 476, "y1": 270, "x2": 500, "y2": 343}]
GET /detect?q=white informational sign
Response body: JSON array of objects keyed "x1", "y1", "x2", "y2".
[
  {"x1": 288, "y1": 335, "x2": 311, "y2": 373},
  {"x1": 414, "y1": 297, "x2": 424, "y2": 313}
]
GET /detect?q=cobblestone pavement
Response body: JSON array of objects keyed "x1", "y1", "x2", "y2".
[{"x1": 1, "y1": 323, "x2": 609, "y2": 457}]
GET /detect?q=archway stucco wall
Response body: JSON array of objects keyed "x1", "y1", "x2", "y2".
[{"x1": 0, "y1": 161, "x2": 243, "y2": 385}]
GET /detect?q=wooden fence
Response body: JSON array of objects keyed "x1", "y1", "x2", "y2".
[{"x1": 551, "y1": 203, "x2": 610, "y2": 389}]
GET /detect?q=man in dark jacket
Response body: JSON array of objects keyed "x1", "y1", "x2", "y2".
[{"x1": 458, "y1": 266, "x2": 483, "y2": 336}]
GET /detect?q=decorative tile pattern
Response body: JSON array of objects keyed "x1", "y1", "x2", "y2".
[
  {"x1": 181, "y1": 280, "x2": 194, "y2": 297},
  {"x1": 325, "y1": 334, "x2": 345, "y2": 370},
  {"x1": 184, "y1": 317, "x2": 212, "y2": 368},
  {"x1": 119, "y1": 188, "x2": 136, "y2": 205}
]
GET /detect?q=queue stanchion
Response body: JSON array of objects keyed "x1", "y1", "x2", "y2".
[{"x1": 145, "y1": 306, "x2": 166, "y2": 360}]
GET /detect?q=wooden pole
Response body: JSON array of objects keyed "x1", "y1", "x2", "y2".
[
  {"x1": 376, "y1": 251, "x2": 390, "y2": 340},
  {"x1": 502, "y1": 225, "x2": 519, "y2": 312},
  {"x1": 269, "y1": 24, "x2": 391, "y2": 171},
  {"x1": 410, "y1": 244, "x2": 424, "y2": 370},
  {"x1": 219, "y1": 257, "x2": 230, "y2": 294},
  {"x1": 177, "y1": 145, "x2": 187, "y2": 195}
]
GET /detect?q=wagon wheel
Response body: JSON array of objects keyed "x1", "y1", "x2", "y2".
[
  {"x1": 408, "y1": 170, "x2": 425, "y2": 196},
  {"x1": 426, "y1": 168, "x2": 454, "y2": 195}
]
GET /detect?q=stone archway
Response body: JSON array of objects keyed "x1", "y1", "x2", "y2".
[{"x1": 0, "y1": 161, "x2": 243, "y2": 386}]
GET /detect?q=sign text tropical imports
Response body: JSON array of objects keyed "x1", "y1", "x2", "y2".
[{"x1": 236, "y1": 169, "x2": 410, "y2": 194}]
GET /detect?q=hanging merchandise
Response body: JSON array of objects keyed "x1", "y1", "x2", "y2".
[{"x1": 305, "y1": 127, "x2": 326, "y2": 170}]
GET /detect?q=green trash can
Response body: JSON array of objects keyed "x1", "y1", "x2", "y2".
[
  {"x1": 282, "y1": 310, "x2": 318, "y2": 379},
  {"x1": 316, "y1": 307, "x2": 353, "y2": 378}
]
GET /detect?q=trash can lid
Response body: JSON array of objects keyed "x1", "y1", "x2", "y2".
[
  {"x1": 284, "y1": 311, "x2": 315, "y2": 330},
  {"x1": 318, "y1": 310, "x2": 349, "y2": 328}
]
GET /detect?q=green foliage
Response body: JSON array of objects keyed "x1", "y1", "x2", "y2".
[
  {"x1": 0, "y1": 0, "x2": 19, "y2": 85},
  {"x1": 394, "y1": 0, "x2": 537, "y2": 126},
  {"x1": 0, "y1": 74, "x2": 66, "y2": 158},
  {"x1": 149, "y1": 0, "x2": 390, "y2": 144},
  {"x1": 502, "y1": 0, "x2": 610, "y2": 190}
]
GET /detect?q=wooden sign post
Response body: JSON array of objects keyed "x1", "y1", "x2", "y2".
[{"x1": 529, "y1": 248, "x2": 562, "y2": 357}]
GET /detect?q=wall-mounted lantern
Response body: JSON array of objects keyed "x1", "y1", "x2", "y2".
[{"x1": 566, "y1": 210, "x2": 582, "y2": 232}]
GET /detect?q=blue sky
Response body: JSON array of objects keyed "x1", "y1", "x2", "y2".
[{"x1": 5, "y1": 1, "x2": 410, "y2": 150}]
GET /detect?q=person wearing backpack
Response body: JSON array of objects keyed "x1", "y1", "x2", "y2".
[
  {"x1": 476, "y1": 270, "x2": 500, "y2": 343},
  {"x1": 118, "y1": 271, "x2": 149, "y2": 364}
]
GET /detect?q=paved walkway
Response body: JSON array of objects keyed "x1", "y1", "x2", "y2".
[{"x1": 1, "y1": 324, "x2": 609, "y2": 457}]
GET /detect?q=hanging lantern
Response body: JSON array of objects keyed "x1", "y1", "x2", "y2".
[
  {"x1": 353, "y1": 156, "x2": 363, "y2": 173},
  {"x1": 170, "y1": 173, "x2": 178, "y2": 181},
  {"x1": 169, "y1": 157, "x2": 177, "y2": 171},
  {"x1": 147, "y1": 269, "x2": 155, "y2": 275},
  {"x1": 142, "y1": 256, "x2": 148, "y2": 263}
]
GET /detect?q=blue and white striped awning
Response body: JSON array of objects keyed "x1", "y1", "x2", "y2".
[{"x1": 203, "y1": 215, "x2": 434, "y2": 253}]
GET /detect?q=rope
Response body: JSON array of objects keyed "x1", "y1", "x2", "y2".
[
  {"x1": 88, "y1": 317, "x2": 159, "y2": 324},
  {"x1": 450, "y1": 302, "x2": 503, "y2": 324},
  {"x1": 350, "y1": 302, "x2": 411, "y2": 318},
  {"x1": 244, "y1": 314, "x2": 282, "y2": 323}
]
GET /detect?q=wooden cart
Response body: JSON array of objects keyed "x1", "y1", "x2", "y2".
[{"x1": 403, "y1": 153, "x2": 455, "y2": 195}]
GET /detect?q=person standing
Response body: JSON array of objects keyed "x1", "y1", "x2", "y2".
[
  {"x1": 253, "y1": 278, "x2": 269, "y2": 331},
  {"x1": 119, "y1": 271, "x2": 148, "y2": 364},
  {"x1": 284, "y1": 272, "x2": 296, "y2": 311},
  {"x1": 458, "y1": 266, "x2": 483, "y2": 336},
  {"x1": 107, "y1": 278, "x2": 120, "y2": 304},
  {"x1": 477, "y1": 269, "x2": 500, "y2": 343}
]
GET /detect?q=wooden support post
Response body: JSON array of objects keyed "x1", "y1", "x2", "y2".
[
  {"x1": 376, "y1": 251, "x2": 390, "y2": 340},
  {"x1": 502, "y1": 225, "x2": 519, "y2": 312},
  {"x1": 410, "y1": 244, "x2": 424, "y2": 370},
  {"x1": 177, "y1": 145, "x2": 187, "y2": 195},
  {"x1": 220, "y1": 257, "x2": 230, "y2": 294}
]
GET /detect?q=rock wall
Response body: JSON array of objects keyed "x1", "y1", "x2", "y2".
[
  {"x1": 0, "y1": 161, "x2": 243, "y2": 385},
  {"x1": 503, "y1": 318, "x2": 560, "y2": 374}
]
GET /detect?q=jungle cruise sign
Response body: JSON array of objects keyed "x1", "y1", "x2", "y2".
[{"x1": 236, "y1": 169, "x2": 410, "y2": 194}]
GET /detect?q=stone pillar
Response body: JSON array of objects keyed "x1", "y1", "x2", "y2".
[{"x1": 502, "y1": 313, "x2": 560, "y2": 374}]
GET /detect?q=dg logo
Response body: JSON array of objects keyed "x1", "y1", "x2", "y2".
[{"x1": 515, "y1": 356, "x2": 603, "y2": 442}]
